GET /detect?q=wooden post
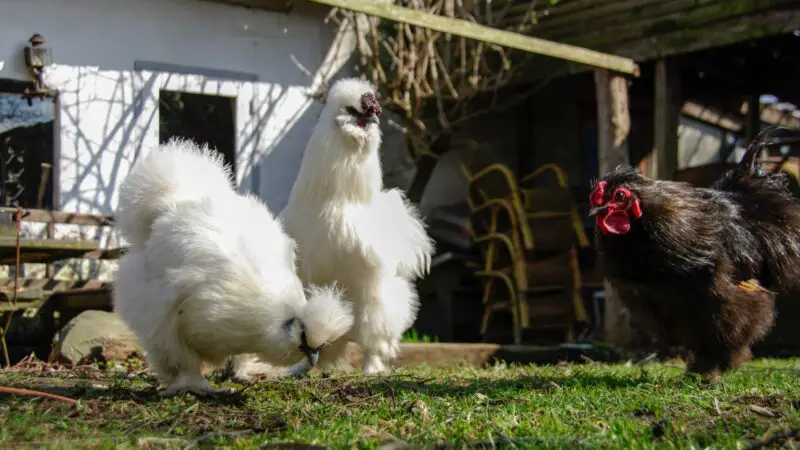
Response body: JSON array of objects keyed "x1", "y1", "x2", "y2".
[
  {"x1": 594, "y1": 69, "x2": 630, "y2": 175},
  {"x1": 746, "y1": 93, "x2": 761, "y2": 144},
  {"x1": 652, "y1": 58, "x2": 681, "y2": 180},
  {"x1": 594, "y1": 69, "x2": 633, "y2": 344}
]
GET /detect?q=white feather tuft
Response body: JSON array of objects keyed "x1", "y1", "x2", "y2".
[
  {"x1": 299, "y1": 284, "x2": 355, "y2": 348},
  {"x1": 326, "y1": 78, "x2": 378, "y2": 105}
]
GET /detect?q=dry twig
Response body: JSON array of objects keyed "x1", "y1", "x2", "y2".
[
  {"x1": 331, "y1": 0, "x2": 541, "y2": 158},
  {"x1": 0, "y1": 386, "x2": 78, "y2": 404}
]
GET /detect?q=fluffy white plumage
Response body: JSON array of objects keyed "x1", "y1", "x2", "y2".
[
  {"x1": 113, "y1": 139, "x2": 354, "y2": 396},
  {"x1": 276, "y1": 77, "x2": 434, "y2": 375}
]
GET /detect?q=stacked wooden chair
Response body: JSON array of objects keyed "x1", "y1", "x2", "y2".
[{"x1": 461, "y1": 160, "x2": 590, "y2": 344}]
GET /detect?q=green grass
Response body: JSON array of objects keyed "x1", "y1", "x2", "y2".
[
  {"x1": 400, "y1": 329, "x2": 439, "y2": 344},
  {"x1": 1, "y1": 359, "x2": 799, "y2": 449}
]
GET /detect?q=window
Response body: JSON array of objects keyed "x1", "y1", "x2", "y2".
[
  {"x1": 158, "y1": 90, "x2": 236, "y2": 185},
  {"x1": 0, "y1": 79, "x2": 56, "y2": 210}
]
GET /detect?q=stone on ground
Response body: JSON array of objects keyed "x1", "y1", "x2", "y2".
[{"x1": 52, "y1": 310, "x2": 140, "y2": 365}]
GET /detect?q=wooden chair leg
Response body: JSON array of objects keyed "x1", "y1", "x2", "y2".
[
  {"x1": 482, "y1": 279, "x2": 494, "y2": 306},
  {"x1": 480, "y1": 306, "x2": 493, "y2": 337},
  {"x1": 517, "y1": 290, "x2": 530, "y2": 328}
]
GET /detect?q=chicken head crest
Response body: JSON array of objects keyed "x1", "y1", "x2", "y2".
[
  {"x1": 361, "y1": 92, "x2": 382, "y2": 117},
  {"x1": 589, "y1": 179, "x2": 643, "y2": 235}
]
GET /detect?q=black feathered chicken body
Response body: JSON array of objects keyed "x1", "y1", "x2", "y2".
[{"x1": 592, "y1": 140, "x2": 800, "y2": 380}]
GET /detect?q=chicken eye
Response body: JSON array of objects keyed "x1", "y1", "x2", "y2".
[{"x1": 614, "y1": 190, "x2": 627, "y2": 202}]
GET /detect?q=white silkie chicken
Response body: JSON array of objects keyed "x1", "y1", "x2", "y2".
[
  {"x1": 113, "y1": 139, "x2": 354, "y2": 396},
  {"x1": 277, "y1": 78, "x2": 434, "y2": 375}
]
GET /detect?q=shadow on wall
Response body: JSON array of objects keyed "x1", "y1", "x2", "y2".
[
  {"x1": 11, "y1": 65, "x2": 351, "y2": 280},
  {"x1": 48, "y1": 68, "x2": 349, "y2": 233},
  {"x1": 45, "y1": 34, "x2": 354, "y2": 219}
]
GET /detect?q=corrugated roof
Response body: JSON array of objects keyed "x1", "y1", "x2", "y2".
[{"x1": 494, "y1": 0, "x2": 800, "y2": 79}]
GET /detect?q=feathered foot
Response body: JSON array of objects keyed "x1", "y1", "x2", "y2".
[
  {"x1": 216, "y1": 356, "x2": 249, "y2": 383},
  {"x1": 285, "y1": 360, "x2": 312, "y2": 379},
  {"x1": 158, "y1": 373, "x2": 235, "y2": 397},
  {"x1": 217, "y1": 354, "x2": 277, "y2": 384},
  {"x1": 316, "y1": 336, "x2": 353, "y2": 374},
  {"x1": 361, "y1": 351, "x2": 389, "y2": 375},
  {"x1": 685, "y1": 347, "x2": 750, "y2": 384},
  {"x1": 685, "y1": 351, "x2": 720, "y2": 383}
]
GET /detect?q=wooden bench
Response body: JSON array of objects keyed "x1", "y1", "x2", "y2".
[{"x1": 0, "y1": 207, "x2": 122, "y2": 326}]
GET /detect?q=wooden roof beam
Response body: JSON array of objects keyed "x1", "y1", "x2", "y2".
[{"x1": 305, "y1": 0, "x2": 640, "y2": 76}]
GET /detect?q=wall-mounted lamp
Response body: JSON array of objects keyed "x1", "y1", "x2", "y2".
[
  {"x1": 24, "y1": 34, "x2": 52, "y2": 70},
  {"x1": 23, "y1": 33, "x2": 56, "y2": 101}
]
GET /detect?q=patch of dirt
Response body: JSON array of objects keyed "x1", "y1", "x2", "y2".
[
  {"x1": 631, "y1": 407, "x2": 656, "y2": 418},
  {"x1": 731, "y1": 394, "x2": 793, "y2": 410},
  {"x1": 334, "y1": 385, "x2": 376, "y2": 404},
  {"x1": 77, "y1": 398, "x2": 288, "y2": 435}
]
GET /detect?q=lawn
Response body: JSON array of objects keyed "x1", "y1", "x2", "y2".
[{"x1": 1, "y1": 358, "x2": 799, "y2": 449}]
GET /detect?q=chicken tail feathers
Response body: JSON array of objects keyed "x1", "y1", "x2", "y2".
[
  {"x1": 116, "y1": 138, "x2": 236, "y2": 248},
  {"x1": 713, "y1": 127, "x2": 800, "y2": 293},
  {"x1": 737, "y1": 126, "x2": 785, "y2": 173}
]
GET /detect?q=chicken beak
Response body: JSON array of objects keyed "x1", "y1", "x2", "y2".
[
  {"x1": 369, "y1": 115, "x2": 380, "y2": 125},
  {"x1": 305, "y1": 348, "x2": 320, "y2": 367},
  {"x1": 589, "y1": 205, "x2": 608, "y2": 216}
]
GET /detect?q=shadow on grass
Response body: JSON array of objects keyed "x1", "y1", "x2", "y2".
[
  {"x1": 266, "y1": 367, "x2": 702, "y2": 405},
  {"x1": 0, "y1": 363, "x2": 699, "y2": 407}
]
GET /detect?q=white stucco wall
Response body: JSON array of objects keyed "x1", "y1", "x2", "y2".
[
  {"x1": 0, "y1": 0, "x2": 357, "y2": 220},
  {"x1": 0, "y1": 0, "x2": 367, "y2": 279}
]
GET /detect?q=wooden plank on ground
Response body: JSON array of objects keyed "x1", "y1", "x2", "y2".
[{"x1": 304, "y1": 0, "x2": 640, "y2": 75}]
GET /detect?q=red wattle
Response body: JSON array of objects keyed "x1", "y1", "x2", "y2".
[
  {"x1": 596, "y1": 216, "x2": 608, "y2": 235},
  {"x1": 631, "y1": 198, "x2": 643, "y2": 219},
  {"x1": 602, "y1": 210, "x2": 631, "y2": 235}
]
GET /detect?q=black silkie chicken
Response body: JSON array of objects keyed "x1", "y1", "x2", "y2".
[{"x1": 591, "y1": 133, "x2": 800, "y2": 381}]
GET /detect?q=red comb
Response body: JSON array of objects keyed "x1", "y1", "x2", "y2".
[
  {"x1": 361, "y1": 93, "x2": 382, "y2": 116},
  {"x1": 590, "y1": 181, "x2": 607, "y2": 206}
]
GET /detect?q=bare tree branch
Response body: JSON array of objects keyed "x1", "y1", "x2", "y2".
[{"x1": 333, "y1": 0, "x2": 542, "y2": 158}]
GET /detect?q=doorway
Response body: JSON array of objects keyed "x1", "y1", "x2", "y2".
[{"x1": 158, "y1": 90, "x2": 236, "y2": 184}]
